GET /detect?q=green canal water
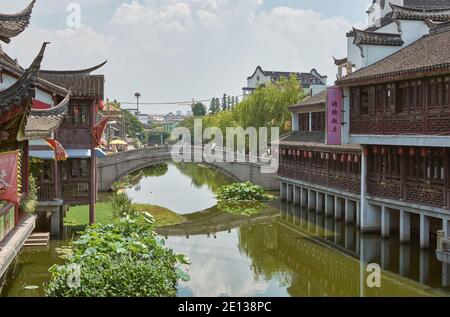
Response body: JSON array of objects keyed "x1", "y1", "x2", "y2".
[{"x1": 1, "y1": 163, "x2": 450, "y2": 297}]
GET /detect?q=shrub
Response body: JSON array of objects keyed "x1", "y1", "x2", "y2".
[
  {"x1": 20, "y1": 175, "x2": 38, "y2": 214},
  {"x1": 45, "y1": 213, "x2": 190, "y2": 297},
  {"x1": 111, "y1": 192, "x2": 137, "y2": 219}
]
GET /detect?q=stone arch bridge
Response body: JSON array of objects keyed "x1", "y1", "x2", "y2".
[{"x1": 97, "y1": 146, "x2": 279, "y2": 192}]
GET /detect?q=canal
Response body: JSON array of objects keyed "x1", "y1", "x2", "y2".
[{"x1": 1, "y1": 163, "x2": 450, "y2": 297}]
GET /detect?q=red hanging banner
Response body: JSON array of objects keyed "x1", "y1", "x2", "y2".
[
  {"x1": 0, "y1": 151, "x2": 21, "y2": 204},
  {"x1": 91, "y1": 116, "x2": 110, "y2": 147},
  {"x1": 45, "y1": 139, "x2": 68, "y2": 161}
]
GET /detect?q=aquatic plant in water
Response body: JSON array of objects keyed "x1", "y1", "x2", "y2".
[
  {"x1": 45, "y1": 212, "x2": 190, "y2": 297},
  {"x1": 216, "y1": 182, "x2": 273, "y2": 216}
]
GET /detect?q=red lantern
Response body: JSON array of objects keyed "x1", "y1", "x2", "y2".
[
  {"x1": 420, "y1": 148, "x2": 429, "y2": 157},
  {"x1": 288, "y1": 149, "x2": 292, "y2": 156},
  {"x1": 282, "y1": 149, "x2": 286, "y2": 156},
  {"x1": 303, "y1": 151, "x2": 308, "y2": 158},
  {"x1": 333, "y1": 153, "x2": 337, "y2": 161},
  {"x1": 340, "y1": 154, "x2": 345, "y2": 163},
  {"x1": 347, "y1": 154, "x2": 352, "y2": 162},
  {"x1": 373, "y1": 146, "x2": 379, "y2": 154},
  {"x1": 297, "y1": 150, "x2": 301, "y2": 157},
  {"x1": 409, "y1": 147, "x2": 416, "y2": 156},
  {"x1": 354, "y1": 155, "x2": 360, "y2": 163},
  {"x1": 308, "y1": 151, "x2": 313, "y2": 159},
  {"x1": 363, "y1": 148, "x2": 369, "y2": 156},
  {"x1": 326, "y1": 153, "x2": 330, "y2": 160},
  {"x1": 398, "y1": 147, "x2": 404, "y2": 156}
]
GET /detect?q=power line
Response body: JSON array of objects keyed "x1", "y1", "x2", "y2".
[{"x1": 117, "y1": 94, "x2": 245, "y2": 106}]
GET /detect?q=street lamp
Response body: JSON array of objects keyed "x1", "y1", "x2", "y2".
[{"x1": 135, "y1": 92, "x2": 141, "y2": 116}]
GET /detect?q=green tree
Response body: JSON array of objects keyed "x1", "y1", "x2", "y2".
[{"x1": 191, "y1": 102, "x2": 207, "y2": 116}]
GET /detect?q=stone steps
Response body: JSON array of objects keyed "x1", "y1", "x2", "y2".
[{"x1": 24, "y1": 232, "x2": 50, "y2": 247}]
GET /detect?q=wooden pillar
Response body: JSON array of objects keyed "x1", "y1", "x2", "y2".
[{"x1": 89, "y1": 100, "x2": 97, "y2": 224}]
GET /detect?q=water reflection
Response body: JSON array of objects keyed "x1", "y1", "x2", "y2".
[
  {"x1": 125, "y1": 163, "x2": 234, "y2": 214},
  {"x1": 3, "y1": 162, "x2": 450, "y2": 297},
  {"x1": 165, "y1": 202, "x2": 450, "y2": 297}
]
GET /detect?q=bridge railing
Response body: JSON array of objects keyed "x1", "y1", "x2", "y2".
[{"x1": 97, "y1": 146, "x2": 171, "y2": 166}]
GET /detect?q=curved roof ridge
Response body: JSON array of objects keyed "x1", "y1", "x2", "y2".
[
  {"x1": 39, "y1": 60, "x2": 107, "y2": 76},
  {"x1": 0, "y1": 0, "x2": 36, "y2": 43},
  {"x1": 31, "y1": 91, "x2": 71, "y2": 117}
]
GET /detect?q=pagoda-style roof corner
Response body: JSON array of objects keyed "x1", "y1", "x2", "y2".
[
  {"x1": 390, "y1": 3, "x2": 450, "y2": 21},
  {"x1": 0, "y1": 42, "x2": 49, "y2": 109},
  {"x1": 0, "y1": 0, "x2": 36, "y2": 43},
  {"x1": 39, "y1": 60, "x2": 108, "y2": 76},
  {"x1": 333, "y1": 57, "x2": 348, "y2": 66},
  {"x1": 24, "y1": 91, "x2": 71, "y2": 140},
  {"x1": 352, "y1": 28, "x2": 404, "y2": 46}
]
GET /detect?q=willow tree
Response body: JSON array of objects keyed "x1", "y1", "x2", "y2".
[{"x1": 234, "y1": 74, "x2": 304, "y2": 135}]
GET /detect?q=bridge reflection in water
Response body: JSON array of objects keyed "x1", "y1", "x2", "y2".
[{"x1": 162, "y1": 201, "x2": 450, "y2": 297}]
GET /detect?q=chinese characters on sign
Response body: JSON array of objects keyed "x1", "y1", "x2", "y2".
[
  {"x1": 0, "y1": 151, "x2": 20, "y2": 204},
  {"x1": 327, "y1": 87, "x2": 343, "y2": 145}
]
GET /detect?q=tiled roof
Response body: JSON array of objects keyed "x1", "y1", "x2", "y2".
[
  {"x1": 404, "y1": 0, "x2": 450, "y2": 9},
  {"x1": 336, "y1": 28, "x2": 450, "y2": 86},
  {"x1": 248, "y1": 66, "x2": 327, "y2": 87},
  {"x1": 25, "y1": 92, "x2": 70, "y2": 139},
  {"x1": 0, "y1": 42, "x2": 47, "y2": 118},
  {"x1": 0, "y1": 0, "x2": 35, "y2": 43},
  {"x1": 289, "y1": 90, "x2": 327, "y2": 112},
  {"x1": 0, "y1": 47, "x2": 68, "y2": 96},
  {"x1": 39, "y1": 61, "x2": 107, "y2": 99},
  {"x1": 391, "y1": 3, "x2": 450, "y2": 21},
  {"x1": 352, "y1": 28, "x2": 404, "y2": 46}
]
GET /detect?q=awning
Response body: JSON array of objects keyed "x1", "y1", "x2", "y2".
[
  {"x1": 30, "y1": 149, "x2": 92, "y2": 159},
  {"x1": 95, "y1": 148, "x2": 107, "y2": 158}
]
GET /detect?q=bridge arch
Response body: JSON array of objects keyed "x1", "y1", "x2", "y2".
[{"x1": 97, "y1": 146, "x2": 279, "y2": 191}]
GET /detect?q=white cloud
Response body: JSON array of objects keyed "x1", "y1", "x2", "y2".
[{"x1": 2, "y1": 0, "x2": 357, "y2": 113}]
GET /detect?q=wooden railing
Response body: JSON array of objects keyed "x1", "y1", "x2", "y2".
[{"x1": 61, "y1": 181, "x2": 89, "y2": 199}]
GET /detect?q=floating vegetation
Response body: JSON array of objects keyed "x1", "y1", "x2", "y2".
[{"x1": 216, "y1": 182, "x2": 274, "y2": 216}]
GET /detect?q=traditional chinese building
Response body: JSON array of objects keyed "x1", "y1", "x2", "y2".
[
  {"x1": 0, "y1": 0, "x2": 44, "y2": 279},
  {"x1": 243, "y1": 66, "x2": 327, "y2": 99},
  {"x1": 279, "y1": 0, "x2": 450, "y2": 258},
  {"x1": 30, "y1": 61, "x2": 106, "y2": 230}
]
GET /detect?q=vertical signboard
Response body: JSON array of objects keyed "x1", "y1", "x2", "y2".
[
  {"x1": 327, "y1": 86, "x2": 343, "y2": 145},
  {"x1": 0, "y1": 150, "x2": 20, "y2": 204}
]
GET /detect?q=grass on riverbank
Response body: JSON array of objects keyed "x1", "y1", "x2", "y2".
[{"x1": 64, "y1": 202, "x2": 186, "y2": 229}]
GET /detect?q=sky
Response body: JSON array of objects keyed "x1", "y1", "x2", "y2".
[{"x1": 1, "y1": 0, "x2": 370, "y2": 114}]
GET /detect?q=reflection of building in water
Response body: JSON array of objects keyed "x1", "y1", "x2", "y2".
[
  {"x1": 275, "y1": 203, "x2": 450, "y2": 293},
  {"x1": 278, "y1": 1, "x2": 450, "y2": 269}
]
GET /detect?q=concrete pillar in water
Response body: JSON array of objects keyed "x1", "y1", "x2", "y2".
[
  {"x1": 280, "y1": 182, "x2": 287, "y2": 201},
  {"x1": 443, "y1": 263, "x2": 450, "y2": 288},
  {"x1": 399, "y1": 243, "x2": 411, "y2": 276},
  {"x1": 317, "y1": 192, "x2": 324, "y2": 213},
  {"x1": 361, "y1": 203, "x2": 381, "y2": 233},
  {"x1": 301, "y1": 188, "x2": 308, "y2": 208},
  {"x1": 420, "y1": 249, "x2": 429, "y2": 284},
  {"x1": 287, "y1": 184, "x2": 293, "y2": 203},
  {"x1": 443, "y1": 218, "x2": 450, "y2": 238},
  {"x1": 293, "y1": 186, "x2": 301, "y2": 205},
  {"x1": 325, "y1": 194, "x2": 334, "y2": 217},
  {"x1": 400, "y1": 210, "x2": 411, "y2": 243},
  {"x1": 50, "y1": 208, "x2": 62, "y2": 237},
  {"x1": 381, "y1": 206, "x2": 390, "y2": 238},
  {"x1": 334, "y1": 196, "x2": 342, "y2": 220},
  {"x1": 356, "y1": 201, "x2": 361, "y2": 228},
  {"x1": 308, "y1": 190, "x2": 316, "y2": 211},
  {"x1": 381, "y1": 240, "x2": 390, "y2": 269},
  {"x1": 345, "y1": 199, "x2": 355, "y2": 224},
  {"x1": 420, "y1": 214, "x2": 430, "y2": 249}
]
